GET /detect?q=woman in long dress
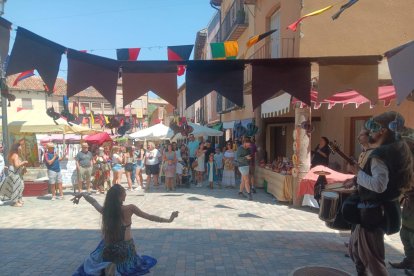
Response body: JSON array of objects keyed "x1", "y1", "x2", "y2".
[
  {"x1": 222, "y1": 142, "x2": 236, "y2": 188},
  {"x1": 72, "y1": 185, "x2": 179, "y2": 275},
  {"x1": 195, "y1": 143, "x2": 206, "y2": 188},
  {"x1": 0, "y1": 143, "x2": 28, "y2": 207}
]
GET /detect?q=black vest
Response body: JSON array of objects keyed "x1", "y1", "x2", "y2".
[{"x1": 358, "y1": 143, "x2": 402, "y2": 202}]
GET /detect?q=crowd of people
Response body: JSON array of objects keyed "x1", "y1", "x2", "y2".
[{"x1": 0, "y1": 133, "x2": 259, "y2": 207}]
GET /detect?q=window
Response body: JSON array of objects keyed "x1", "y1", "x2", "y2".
[
  {"x1": 103, "y1": 103, "x2": 112, "y2": 110},
  {"x1": 91, "y1": 102, "x2": 101, "y2": 109},
  {"x1": 270, "y1": 10, "x2": 280, "y2": 58},
  {"x1": 22, "y1": 98, "x2": 33, "y2": 109}
]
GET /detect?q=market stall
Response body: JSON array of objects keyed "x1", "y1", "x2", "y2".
[
  {"x1": 8, "y1": 110, "x2": 98, "y2": 195},
  {"x1": 255, "y1": 166, "x2": 293, "y2": 202},
  {"x1": 297, "y1": 165, "x2": 354, "y2": 207}
]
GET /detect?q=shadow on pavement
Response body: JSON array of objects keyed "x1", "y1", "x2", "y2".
[{"x1": 0, "y1": 228, "x2": 406, "y2": 276}]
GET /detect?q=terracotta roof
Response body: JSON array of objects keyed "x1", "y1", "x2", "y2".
[
  {"x1": 6, "y1": 74, "x2": 105, "y2": 99},
  {"x1": 148, "y1": 98, "x2": 169, "y2": 105}
]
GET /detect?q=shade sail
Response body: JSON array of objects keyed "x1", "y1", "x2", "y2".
[
  {"x1": 292, "y1": 86, "x2": 396, "y2": 109},
  {"x1": 8, "y1": 110, "x2": 98, "y2": 134}
]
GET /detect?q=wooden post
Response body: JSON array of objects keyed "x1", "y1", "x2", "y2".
[{"x1": 292, "y1": 106, "x2": 311, "y2": 206}]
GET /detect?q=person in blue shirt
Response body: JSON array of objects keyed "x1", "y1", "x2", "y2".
[
  {"x1": 187, "y1": 134, "x2": 200, "y2": 184},
  {"x1": 45, "y1": 142, "x2": 65, "y2": 200}
]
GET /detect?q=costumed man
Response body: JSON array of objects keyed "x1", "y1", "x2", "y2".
[
  {"x1": 343, "y1": 126, "x2": 376, "y2": 255},
  {"x1": 389, "y1": 129, "x2": 414, "y2": 274},
  {"x1": 344, "y1": 111, "x2": 413, "y2": 276}
]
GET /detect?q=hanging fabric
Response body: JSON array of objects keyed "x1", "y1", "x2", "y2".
[
  {"x1": 6, "y1": 27, "x2": 66, "y2": 93},
  {"x1": 67, "y1": 49, "x2": 119, "y2": 106},
  {"x1": 185, "y1": 60, "x2": 245, "y2": 108}
]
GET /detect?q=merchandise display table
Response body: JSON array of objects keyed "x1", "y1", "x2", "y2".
[{"x1": 255, "y1": 167, "x2": 293, "y2": 202}]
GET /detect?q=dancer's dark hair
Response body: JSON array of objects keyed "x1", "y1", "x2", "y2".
[{"x1": 102, "y1": 185, "x2": 125, "y2": 243}]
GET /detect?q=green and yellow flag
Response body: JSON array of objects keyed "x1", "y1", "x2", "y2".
[
  {"x1": 247, "y1": 29, "x2": 277, "y2": 49},
  {"x1": 210, "y1": 41, "x2": 239, "y2": 60},
  {"x1": 90, "y1": 111, "x2": 95, "y2": 125}
]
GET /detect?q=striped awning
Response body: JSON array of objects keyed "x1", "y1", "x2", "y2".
[{"x1": 261, "y1": 93, "x2": 291, "y2": 118}]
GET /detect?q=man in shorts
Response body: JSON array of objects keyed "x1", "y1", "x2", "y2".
[
  {"x1": 75, "y1": 143, "x2": 93, "y2": 194},
  {"x1": 44, "y1": 143, "x2": 65, "y2": 200},
  {"x1": 187, "y1": 134, "x2": 199, "y2": 184}
]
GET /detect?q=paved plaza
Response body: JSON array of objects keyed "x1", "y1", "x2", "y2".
[{"x1": 0, "y1": 180, "x2": 408, "y2": 276}]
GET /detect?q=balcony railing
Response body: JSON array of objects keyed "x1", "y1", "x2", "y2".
[
  {"x1": 244, "y1": 38, "x2": 296, "y2": 86},
  {"x1": 215, "y1": 0, "x2": 248, "y2": 42}
]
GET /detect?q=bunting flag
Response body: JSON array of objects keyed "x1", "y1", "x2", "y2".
[
  {"x1": 72, "y1": 101, "x2": 79, "y2": 117},
  {"x1": 122, "y1": 61, "x2": 178, "y2": 107},
  {"x1": 246, "y1": 29, "x2": 277, "y2": 49},
  {"x1": 82, "y1": 117, "x2": 88, "y2": 125},
  {"x1": 186, "y1": 60, "x2": 245, "y2": 108},
  {"x1": 0, "y1": 17, "x2": 11, "y2": 68},
  {"x1": 287, "y1": 5, "x2": 334, "y2": 32},
  {"x1": 168, "y1": 45, "x2": 194, "y2": 76},
  {"x1": 104, "y1": 115, "x2": 110, "y2": 124},
  {"x1": 332, "y1": 0, "x2": 359, "y2": 20},
  {"x1": 12, "y1": 70, "x2": 35, "y2": 86},
  {"x1": 67, "y1": 49, "x2": 119, "y2": 106},
  {"x1": 99, "y1": 114, "x2": 105, "y2": 127},
  {"x1": 210, "y1": 41, "x2": 239, "y2": 60},
  {"x1": 6, "y1": 27, "x2": 66, "y2": 94},
  {"x1": 251, "y1": 60, "x2": 312, "y2": 108},
  {"x1": 81, "y1": 104, "x2": 86, "y2": 115},
  {"x1": 116, "y1": 48, "x2": 140, "y2": 61},
  {"x1": 90, "y1": 111, "x2": 95, "y2": 125}
]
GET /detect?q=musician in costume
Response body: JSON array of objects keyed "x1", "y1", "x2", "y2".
[
  {"x1": 311, "y1": 137, "x2": 330, "y2": 168},
  {"x1": 345, "y1": 111, "x2": 413, "y2": 276},
  {"x1": 389, "y1": 131, "x2": 414, "y2": 272}
]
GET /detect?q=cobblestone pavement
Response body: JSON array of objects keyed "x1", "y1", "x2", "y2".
[{"x1": 0, "y1": 179, "x2": 407, "y2": 276}]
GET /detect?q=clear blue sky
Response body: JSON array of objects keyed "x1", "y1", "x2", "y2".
[{"x1": 4, "y1": 0, "x2": 216, "y2": 95}]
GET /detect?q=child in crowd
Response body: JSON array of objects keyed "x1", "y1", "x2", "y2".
[
  {"x1": 176, "y1": 161, "x2": 184, "y2": 187},
  {"x1": 207, "y1": 153, "x2": 218, "y2": 189},
  {"x1": 214, "y1": 147, "x2": 224, "y2": 187},
  {"x1": 164, "y1": 159, "x2": 176, "y2": 191}
]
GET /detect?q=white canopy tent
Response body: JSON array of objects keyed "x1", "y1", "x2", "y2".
[
  {"x1": 128, "y1": 123, "x2": 172, "y2": 140},
  {"x1": 128, "y1": 122, "x2": 223, "y2": 141},
  {"x1": 169, "y1": 122, "x2": 223, "y2": 140}
]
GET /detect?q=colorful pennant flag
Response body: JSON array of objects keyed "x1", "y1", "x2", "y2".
[
  {"x1": 246, "y1": 29, "x2": 277, "y2": 49},
  {"x1": 99, "y1": 114, "x2": 105, "y2": 127},
  {"x1": 168, "y1": 45, "x2": 194, "y2": 76},
  {"x1": 210, "y1": 41, "x2": 239, "y2": 60},
  {"x1": 104, "y1": 115, "x2": 110, "y2": 124},
  {"x1": 287, "y1": 5, "x2": 334, "y2": 32},
  {"x1": 116, "y1": 48, "x2": 140, "y2": 61},
  {"x1": 90, "y1": 111, "x2": 95, "y2": 125},
  {"x1": 72, "y1": 101, "x2": 79, "y2": 117},
  {"x1": 332, "y1": 0, "x2": 359, "y2": 20},
  {"x1": 13, "y1": 70, "x2": 35, "y2": 86}
]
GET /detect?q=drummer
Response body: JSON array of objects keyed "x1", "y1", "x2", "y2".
[{"x1": 343, "y1": 125, "x2": 376, "y2": 254}]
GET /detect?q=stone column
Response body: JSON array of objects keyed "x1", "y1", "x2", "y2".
[{"x1": 292, "y1": 106, "x2": 311, "y2": 206}]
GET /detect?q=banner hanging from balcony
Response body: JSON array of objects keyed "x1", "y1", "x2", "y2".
[
  {"x1": 332, "y1": 0, "x2": 359, "y2": 20},
  {"x1": 67, "y1": 49, "x2": 119, "y2": 106},
  {"x1": 121, "y1": 61, "x2": 178, "y2": 107},
  {"x1": 6, "y1": 27, "x2": 66, "y2": 94},
  {"x1": 168, "y1": 45, "x2": 194, "y2": 76},
  {"x1": 385, "y1": 40, "x2": 414, "y2": 105},
  {"x1": 251, "y1": 60, "x2": 311, "y2": 109},
  {"x1": 185, "y1": 60, "x2": 244, "y2": 108},
  {"x1": 116, "y1": 48, "x2": 140, "y2": 61},
  {"x1": 210, "y1": 41, "x2": 239, "y2": 60},
  {"x1": 246, "y1": 29, "x2": 277, "y2": 49},
  {"x1": 0, "y1": 17, "x2": 11, "y2": 68}
]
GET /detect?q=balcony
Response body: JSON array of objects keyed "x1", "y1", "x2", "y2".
[
  {"x1": 243, "y1": 37, "x2": 296, "y2": 89},
  {"x1": 215, "y1": 0, "x2": 248, "y2": 42}
]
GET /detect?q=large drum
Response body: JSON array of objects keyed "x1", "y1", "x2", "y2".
[
  {"x1": 319, "y1": 189, "x2": 353, "y2": 231},
  {"x1": 319, "y1": 191, "x2": 339, "y2": 222}
]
